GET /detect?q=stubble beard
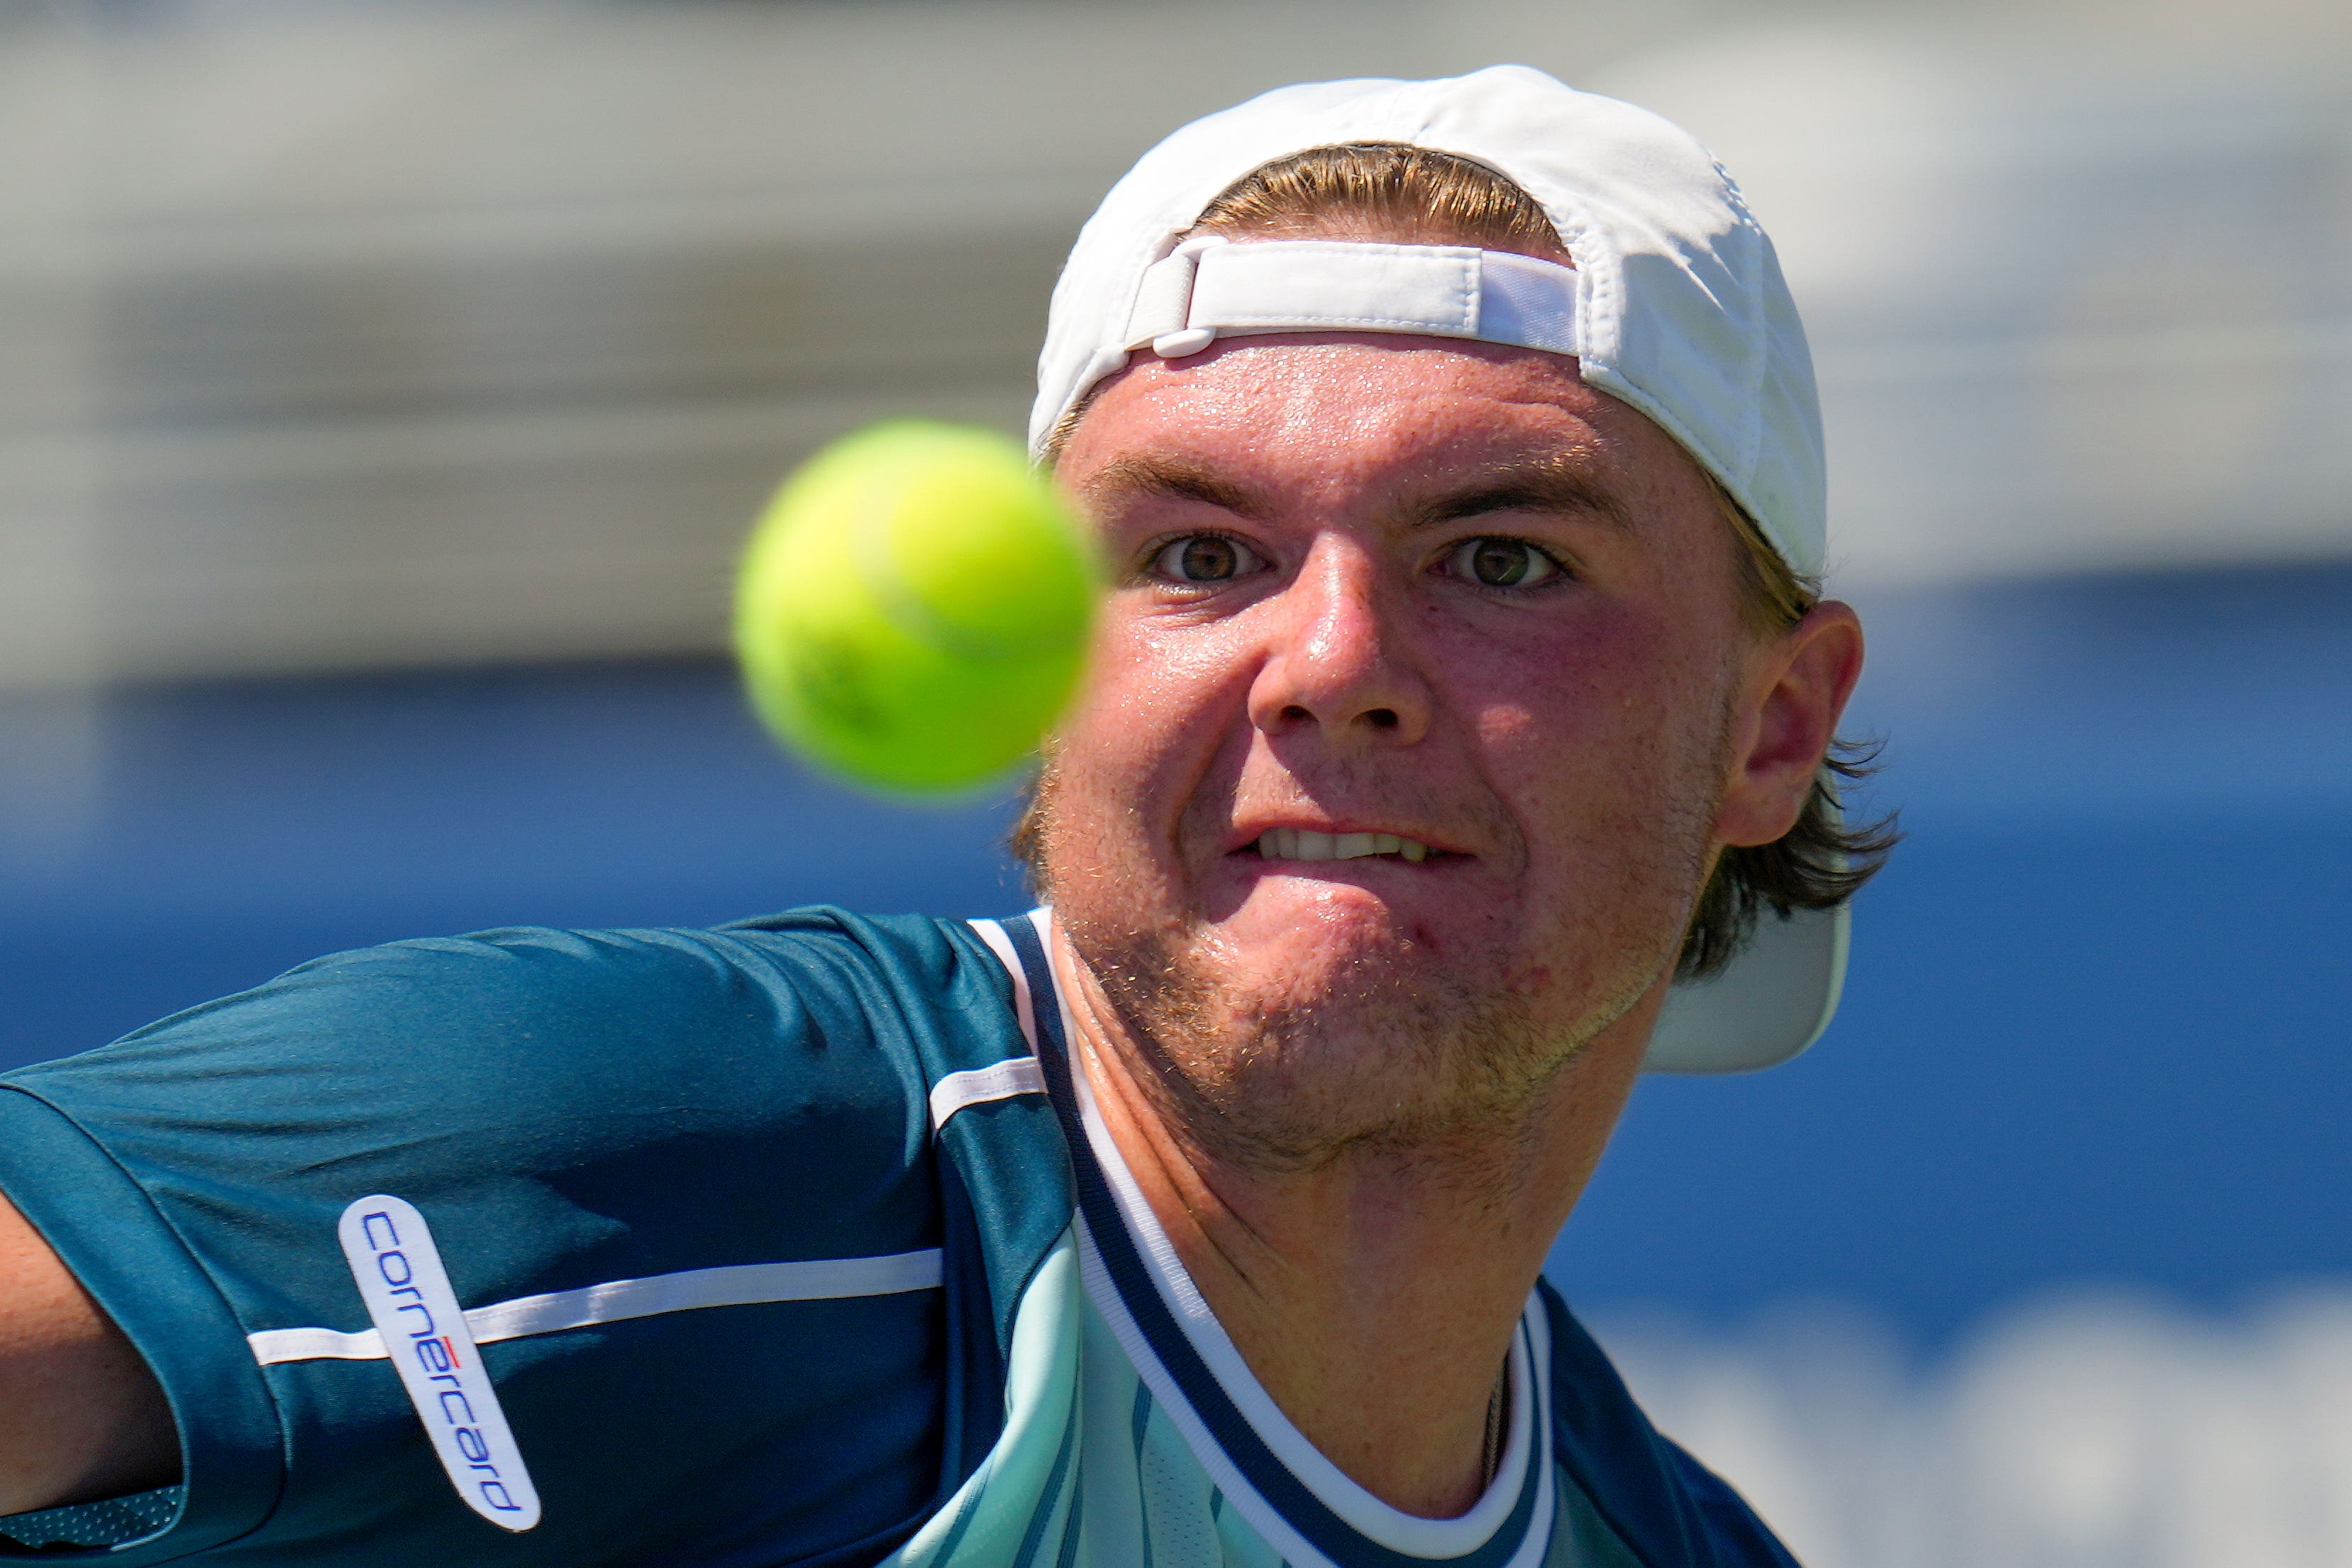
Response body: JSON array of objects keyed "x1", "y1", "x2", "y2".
[{"x1": 1029, "y1": 733, "x2": 1727, "y2": 1185}]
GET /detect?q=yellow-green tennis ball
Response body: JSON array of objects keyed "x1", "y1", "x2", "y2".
[{"x1": 734, "y1": 420, "x2": 1099, "y2": 794}]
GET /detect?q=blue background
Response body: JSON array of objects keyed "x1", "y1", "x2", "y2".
[{"x1": 4, "y1": 562, "x2": 2346, "y2": 1352}]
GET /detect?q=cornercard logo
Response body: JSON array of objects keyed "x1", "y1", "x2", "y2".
[{"x1": 337, "y1": 1195, "x2": 542, "y2": 1532}]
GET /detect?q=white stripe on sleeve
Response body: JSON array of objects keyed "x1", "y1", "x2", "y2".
[
  {"x1": 927, "y1": 1057, "x2": 1046, "y2": 1132},
  {"x1": 966, "y1": 917, "x2": 1041, "y2": 1052},
  {"x1": 246, "y1": 1325, "x2": 388, "y2": 1363},
  {"x1": 248, "y1": 1247, "x2": 944, "y2": 1367}
]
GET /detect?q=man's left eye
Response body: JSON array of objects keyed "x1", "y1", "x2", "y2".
[{"x1": 1443, "y1": 538, "x2": 1561, "y2": 589}]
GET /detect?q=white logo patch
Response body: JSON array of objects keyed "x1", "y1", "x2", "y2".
[{"x1": 338, "y1": 1195, "x2": 543, "y2": 1532}]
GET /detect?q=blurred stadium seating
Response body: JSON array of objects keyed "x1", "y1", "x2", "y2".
[{"x1": 6, "y1": 0, "x2": 2346, "y2": 689}]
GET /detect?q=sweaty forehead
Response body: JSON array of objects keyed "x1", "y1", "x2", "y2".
[{"x1": 1060, "y1": 333, "x2": 1701, "y2": 511}]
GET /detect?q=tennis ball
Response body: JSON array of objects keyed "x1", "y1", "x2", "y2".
[{"x1": 734, "y1": 420, "x2": 1099, "y2": 794}]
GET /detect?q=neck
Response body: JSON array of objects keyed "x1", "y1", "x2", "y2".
[{"x1": 1050, "y1": 930, "x2": 1655, "y2": 1518}]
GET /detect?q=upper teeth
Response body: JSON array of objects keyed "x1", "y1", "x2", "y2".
[{"x1": 1257, "y1": 828, "x2": 1430, "y2": 863}]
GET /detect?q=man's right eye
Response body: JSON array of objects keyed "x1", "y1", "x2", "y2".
[{"x1": 1150, "y1": 535, "x2": 1263, "y2": 584}]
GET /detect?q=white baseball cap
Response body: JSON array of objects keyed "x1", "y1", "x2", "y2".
[{"x1": 1033, "y1": 65, "x2": 1846, "y2": 1072}]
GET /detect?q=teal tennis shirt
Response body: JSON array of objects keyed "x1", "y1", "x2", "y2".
[{"x1": 0, "y1": 908, "x2": 1797, "y2": 1567}]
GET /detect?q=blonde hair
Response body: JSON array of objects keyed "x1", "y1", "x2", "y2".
[{"x1": 1192, "y1": 141, "x2": 1572, "y2": 260}]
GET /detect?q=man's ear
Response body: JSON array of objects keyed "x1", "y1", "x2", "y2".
[{"x1": 1716, "y1": 601, "x2": 1865, "y2": 848}]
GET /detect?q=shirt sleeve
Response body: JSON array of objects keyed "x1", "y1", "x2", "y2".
[{"x1": 0, "y1": 914, "x2": 982, "y2": 1567}]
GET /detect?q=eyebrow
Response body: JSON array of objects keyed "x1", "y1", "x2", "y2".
[
  {"x1": 1397, "y1": 455, "x2": 1636, "y2": 535},
  {"x1": 1080, "y1": 455, "x2": 1266, "y2": 520},
  {"x1": 1078, "y1": 450, "x2": 1635, "y2": 533}
]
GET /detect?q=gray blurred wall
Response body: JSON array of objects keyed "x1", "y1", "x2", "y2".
[{"x1": 4, "y1": 0, "x2": 2348, "y2": 689}]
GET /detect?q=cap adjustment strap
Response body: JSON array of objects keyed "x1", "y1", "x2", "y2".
[{"x1": 1121, "y1": 239, "x2": 1582, "y2": 362}]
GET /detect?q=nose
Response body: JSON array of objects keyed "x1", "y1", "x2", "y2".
[{"x1": 1246, "y1": 536, "x2": 1431, "y2": 747}]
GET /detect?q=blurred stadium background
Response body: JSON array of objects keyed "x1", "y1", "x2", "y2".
[{"x1": 2, "y1": 2, "x2": 2348, "y2": 1563}]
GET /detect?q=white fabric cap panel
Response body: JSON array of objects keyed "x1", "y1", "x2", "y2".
[
  {"x1": 1475, "y1": 250, "x2": 1582, "y2": 355},
  {"x1": 1646, "y1": 903, "x2": 1850, "y2": 1073},
  {"x1": 1119, "y1": 240, "x2": 1582, "y2": 360},
  {"x1": 1188, "y1": 241, "x2": 1477, "y2": 337}
]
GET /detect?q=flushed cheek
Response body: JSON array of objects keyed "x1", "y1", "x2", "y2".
[
  {"x1": 1055, "y1": 628, "x2": 1254, "y2": 859},
  {"x1": 1502, "y1": 695, "x2": 1714, "y2": 872},
  {"x1": 1465, "y1": 635, "x2": 1726, "y2": 914},
  {"x1": 1461, "y1": 674, "x2": 1669, "y2": 816},
  {"x1": 1482, "y1": 610, "x2": 1721, "y2": 762}
]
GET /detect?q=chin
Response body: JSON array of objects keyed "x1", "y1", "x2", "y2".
[
  {"x1": 1067, "y1": 894, "x2": 1580, "y2": 1164},
  {"x1": 1042, "y1": 809, "x2": 1678, "y2": 1161}
]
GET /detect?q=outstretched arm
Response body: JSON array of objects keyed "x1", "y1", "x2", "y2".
[{"x1": 0, "y1": 1188, "x2": 178, "y2": 1517}]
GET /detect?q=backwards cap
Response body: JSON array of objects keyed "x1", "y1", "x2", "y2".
[{"x1": 1033, "y1": 65, "x2": 1847, "y2": 1072}]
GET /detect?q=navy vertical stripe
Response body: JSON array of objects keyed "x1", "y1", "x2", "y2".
[
  {"x1": 1009, "y1": 1408, "x2": 1080, "y2": 1568},
  {"x1": 1131, "y1": 1383, "x2": 1160, "y2": 1568},
  {"x1": 1053, "y1": 1486, "x2": 1085, "y2": 1568}
]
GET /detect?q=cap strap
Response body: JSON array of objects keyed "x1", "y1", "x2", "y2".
[{"x1": 1121, "y1": 239, "x2": 1581, "y2": 360}]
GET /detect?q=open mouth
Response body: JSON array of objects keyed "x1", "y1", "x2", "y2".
[{"x1": 1254, "y1": 828, "x2": 1433, "y2": 864}]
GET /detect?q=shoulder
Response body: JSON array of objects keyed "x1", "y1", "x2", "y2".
[
  {"x1": 0, "y1": 907, "x2": 1035, "y2": 1567},
  {"x1": 1538, "y1": 1281, "x2": 1800, "y2": 1568},
  {"x1": 0, "y1": 905, "x2": 1025, "y2": 1311},
  {"x1": 12, "y1": 906, "x2": 1005, "y2": 1169}
]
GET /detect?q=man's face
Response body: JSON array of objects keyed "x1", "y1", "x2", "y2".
[{"x1": 1039, "y1": 333, "x2": 1770, "y2": 1164}]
